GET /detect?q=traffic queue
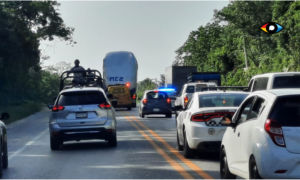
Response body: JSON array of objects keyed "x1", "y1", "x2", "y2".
[{"x1": 139, "y1": 71, "x2": 300, "y2": 179}]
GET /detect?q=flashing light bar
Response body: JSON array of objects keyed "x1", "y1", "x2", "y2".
[{"x1": 158, "y1": 88, "x2": 176, "y2": 92}]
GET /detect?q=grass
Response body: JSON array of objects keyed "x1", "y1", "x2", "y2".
[{"x1": 0, "y1": 102, "x2": 43, "y2": 125}]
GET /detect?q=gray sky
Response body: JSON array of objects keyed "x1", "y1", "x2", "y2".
[{"x1": 42, "y1": 1, "x2": 229, "y2": 81}]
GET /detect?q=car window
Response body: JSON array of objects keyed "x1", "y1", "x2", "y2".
[
  {"x1": 247, "y1": 97, "x2": 266, "y2": 120},
  {"x1": 253, "y1": 77, "x2": 269, "y2": 92},
  {"x1": 186, "y1": 86, "x2": 195, "y2": 93},
  {"x1": 146, "y1": 92, "x2": 168, "y2": 99},
  {"x1": 269, "y1": 95, "x2": 300, "y2": 127},
  {"x1": 235, "y1": 97, "x2": 255, "y2": 125},
  {"x1": 57, "y1": 91, "x2": 107, "y2": 106},
  {"x1": 199, "y1": 93, "x2": 248, "y2": 108},
  {"x1": 186, "y1": 96, "x2": 194, "y2": 110},
  {"x1": 273, "y1": 75, "x2": 300, "y2": 89}
]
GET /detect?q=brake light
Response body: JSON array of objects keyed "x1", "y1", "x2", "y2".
[
  {"x1": 154, "y1": 90, "x2": 159, "y2": 93},
  {"x1": 143, "y1": 99, "x2": 147, "y2": 105},
  {"x1": 52, "y1": 105, "x2": 64, "y2": 112},
  {"x1": 132, "y1": 94, "x2": 136, "y2": 99},
  {"x1": 264, "y1": 119, "x2": 286, "y2": 147},
  {"x1": 126, "y1": 82, "x2": 130, "y2": 88},
  {"x1": 191, "y1": 112, "x2": 234, "y2": 122},
  {"x1": 184, "y1": 96, "x2": 188, "y2": 105},
  {"x1": 167, "y1": 98, "x2": 171, "y2": 104},
  {"x1": 99, "y1": 103, "x2": 111, "y2": 109}
]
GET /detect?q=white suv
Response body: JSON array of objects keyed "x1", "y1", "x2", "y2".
[{"x1": 220, "y1": 89, "x2": 300, "y2": 179}]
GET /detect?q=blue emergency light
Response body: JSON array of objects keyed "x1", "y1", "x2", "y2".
[{"x1": 158, "y1": 88, "x2": 176, "y2": 92}]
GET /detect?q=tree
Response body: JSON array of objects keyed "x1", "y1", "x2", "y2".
[{"x1": 136, "y1": 78, "x2": 156, "y2": 100}]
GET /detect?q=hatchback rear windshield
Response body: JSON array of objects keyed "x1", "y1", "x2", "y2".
[
  {"x1": 273, "y1": 76, "x2": 300, "y2": 89},
  {"x1": 57, "y1": 91, "x2": 106, "y2": 106},
  {"x1": 199, "y1": 93, "x2": 248, "y2": 108},
  {"x1": 186, "y1": 86, "x2": 195, "y2": 93},
  {"x1": 146, "y1": 92, "x2": 168, "y2": 99},
  {"x1": 269, "y1": 95, "x2": 300, "y2": 127}
]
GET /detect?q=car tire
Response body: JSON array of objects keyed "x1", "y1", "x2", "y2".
[
  {"x1": 183, "y1": 129, "x2": 194, "y2": 158},
  {"x1": 220, "y1": 148, "x2": 236, "y2": 179},
  {"x1": 177, "y1": 131, "x2": 183, "y2": 151},
  {"x1": 249, "y1": 157, "x2": 262, "y2": 179},
  {"x1": 2, "y1": 141, "x2": 8, "y2": 169},
  {"x1": 50, "y1": 137, "x2": 60, "y2": 151},
  {"x1": 127, "y1": 107, "x2": 132, "y2": 110},
  {"x1": 166, "y1": 113, "x2": 172, "y2": 118},
  {"x1": 141, "y1": 113, "x2": 145, "y2": 118},
  {"x1": 108, "y1": 133, "x2": 117, "y2": 147}
]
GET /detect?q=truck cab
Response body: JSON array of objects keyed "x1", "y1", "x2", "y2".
[{"x1": 247, "y1": 72, "x2": 300, "y2": 92}]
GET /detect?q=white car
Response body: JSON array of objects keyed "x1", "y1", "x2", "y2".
[
  {"x1": 220, "y1": 89, "x2": 300, "y2": 179},
  {"x1": 175, "y1": 91, "x2": 249, "y2": 158}
]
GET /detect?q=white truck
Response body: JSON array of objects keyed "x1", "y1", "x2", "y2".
[
  {"x1": 174, "y1": 82, "x2": 217, "y2": 117},
  {"x1": 103, "y1": 51, "x2": 138, "y2": 107}
]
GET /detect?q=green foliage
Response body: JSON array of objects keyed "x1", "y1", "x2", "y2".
[
  {"x1": 137, "y1": 78, "x2": 156, "y2": 100},
  {"x1": 0, "y1": 1, "x2": 74, "y2": 106},
  {"x1": 175, "y1": 1, "x2": 300, "y2": 86}
]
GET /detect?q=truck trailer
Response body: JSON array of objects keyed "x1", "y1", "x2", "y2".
[{"x1": 103, "y1": 51, "x2": 138, "y2": 107}]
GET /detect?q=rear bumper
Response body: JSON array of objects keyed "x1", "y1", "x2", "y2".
[{"x1": 142, "y1": 106, "x2": 172, "y2": 115}]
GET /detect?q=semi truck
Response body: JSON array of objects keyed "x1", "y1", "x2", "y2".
[
  {"x1": 103, "y1": 51, "x2": 138, "y2": 107},
  {"x1": 165, "y1": 66, "x2": 197, "y2": 94}
]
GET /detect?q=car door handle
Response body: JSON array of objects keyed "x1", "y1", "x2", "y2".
[{"x1": 238, "y1": 132, "x2": 240, "y2": 137}]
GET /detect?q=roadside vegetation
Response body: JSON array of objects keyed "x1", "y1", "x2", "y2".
[
  {"x1": 173, "y1": 1, "x2": 300, "y2": 86},
  {"x1": 0, "y1": 1, "x2": 75, "y2": 123}
]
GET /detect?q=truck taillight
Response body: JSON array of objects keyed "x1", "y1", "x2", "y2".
[
  {"x1": 126, "y1": 82, "x2": 130, "y2": 88},
  {"x1": 167, "y1": 98, "x2": 171, "y2": 104},
  {"x1": 132, "y1": 94, "x2": 136, "y2": 99},
  {"x1": 264, "y1": 119, "x2": 286, "y2": 147},
  {"x1": 99, "y1": 103, "x2": 111, "y2": 109},
  {"x1": 184, "y1": 96, "x2": 188, "y2": 106},
  {"x1": 52, "y1": 105, "x2": 64, "y2": 112},
  {"x1": 143, "y1": 99, "x2": 147, "y2": 105}
]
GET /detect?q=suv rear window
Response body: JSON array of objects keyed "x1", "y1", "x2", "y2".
[
  {"x1": 269, "y1": 95, "x2": 300, "y2": 127},
  {"x1": 186, "y1": 86, "x2": 195, "y2": 93},
  {"x1": 199, "y1": 93, "x2": 248, "y2": 108},
  {"x1": 273, "y1": 76, "x2": 300, "y2": 89},
  {"x1": 57, "y1": 91, "x2": 107, "y2": 106},
  {"x1": 146, "y1": 92, "x2": 168, "y2": 99}
]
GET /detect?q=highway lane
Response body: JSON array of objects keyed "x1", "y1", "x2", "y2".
[{"x1": 3, "y1": 107, "x2": 222, "y2": 179}]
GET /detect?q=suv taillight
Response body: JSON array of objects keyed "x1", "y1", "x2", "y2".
[
  {"x1": 184, "y1": 96, "x2": 188, "y2": 106},
  {"x1": 52, "y1": 105, "x2": 65, "y2": 112},
  {"x1": 143, "y1": 99, "x2": 147, "y2": 105},
  {"x1": 264, "y1": 119, "x2": 286, "y2": 147},
  {"x1": 132, "y1": 94, "x2": 136, "y2": 99},
  {"x1": 167, "y1": 98, "x2": 171, "y2": 104},
  {"x1": 99, "y1": 103, "x2": 111, "y2": 109}
]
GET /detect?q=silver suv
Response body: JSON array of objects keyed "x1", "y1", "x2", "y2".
[{"x1": 48, "y1": 87, "x2": 117, "y2": 150}]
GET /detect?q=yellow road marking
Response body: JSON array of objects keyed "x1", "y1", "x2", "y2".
[
  {"x1": 122, "y1": 114, "x2": 194, "y2": 179},
  {"x1": 128, "y1": 114, "x2": 214, "y2": 179}
]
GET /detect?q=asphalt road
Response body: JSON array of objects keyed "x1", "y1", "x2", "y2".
[{"x1": 3, "y1": 106, "x2": 223, "y2": 179}]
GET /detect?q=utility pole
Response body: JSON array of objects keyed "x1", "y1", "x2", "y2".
[{"x1": 243, "y1": 35, "x2": 248, "y2": 70}]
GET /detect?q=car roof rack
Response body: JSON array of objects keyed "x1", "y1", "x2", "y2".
[{"x1": 59, "y1": 69, "x2": 105, "y2": 91}]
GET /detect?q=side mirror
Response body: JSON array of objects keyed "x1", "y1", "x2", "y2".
[
  {"x1": 0, "y1": 112, "x2": 9, "y2": 120},
  {"x1": 107, "y1": 94, "x2": 113, "y2": 99},
  {"x1": 174, "y1": 105, "x2": 183, "y2": 111},
  {"x1": 48, "y1": 104, "x2": 54, "y2": 109},
  {"x1": 111, "y1": 101, "x2": 117, "y2": 107},
  {"x1": 220, "y1": 114, "x2": 234, "y2": 126}
]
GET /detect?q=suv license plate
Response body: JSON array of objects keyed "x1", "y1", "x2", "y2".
[
  {"x1": 76, "y1": 113, "x2": 87, "y2": 118},
  {"x1": 153, "y1": 108, "x2": 159, "y2": 112}
]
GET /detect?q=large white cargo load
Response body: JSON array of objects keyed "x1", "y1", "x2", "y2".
[{"x1": 103, "y1": 51, "x2": 138, "y2": 107}]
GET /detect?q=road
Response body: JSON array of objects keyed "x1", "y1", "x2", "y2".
[{"x1": 4, "y1": 107, "x2": 223, "y2": 179}]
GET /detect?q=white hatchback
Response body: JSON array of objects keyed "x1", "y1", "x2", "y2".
[{"x1": 220, "y1": 89, "x2": 300, "y2": 179}]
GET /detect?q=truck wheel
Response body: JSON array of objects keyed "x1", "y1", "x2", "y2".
[
  {"x1": 132, "y1": 103, "x2": 137, "y2": 108},
  {"x1": 50, "y1": 137, "x2": 60, "y2": 151},
  {"x1": 127, "y1": 106, "x2": 132, "y2": 110},
  {"x1": 2, "y1": 141, "x2": 8, "y2": 169}
]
